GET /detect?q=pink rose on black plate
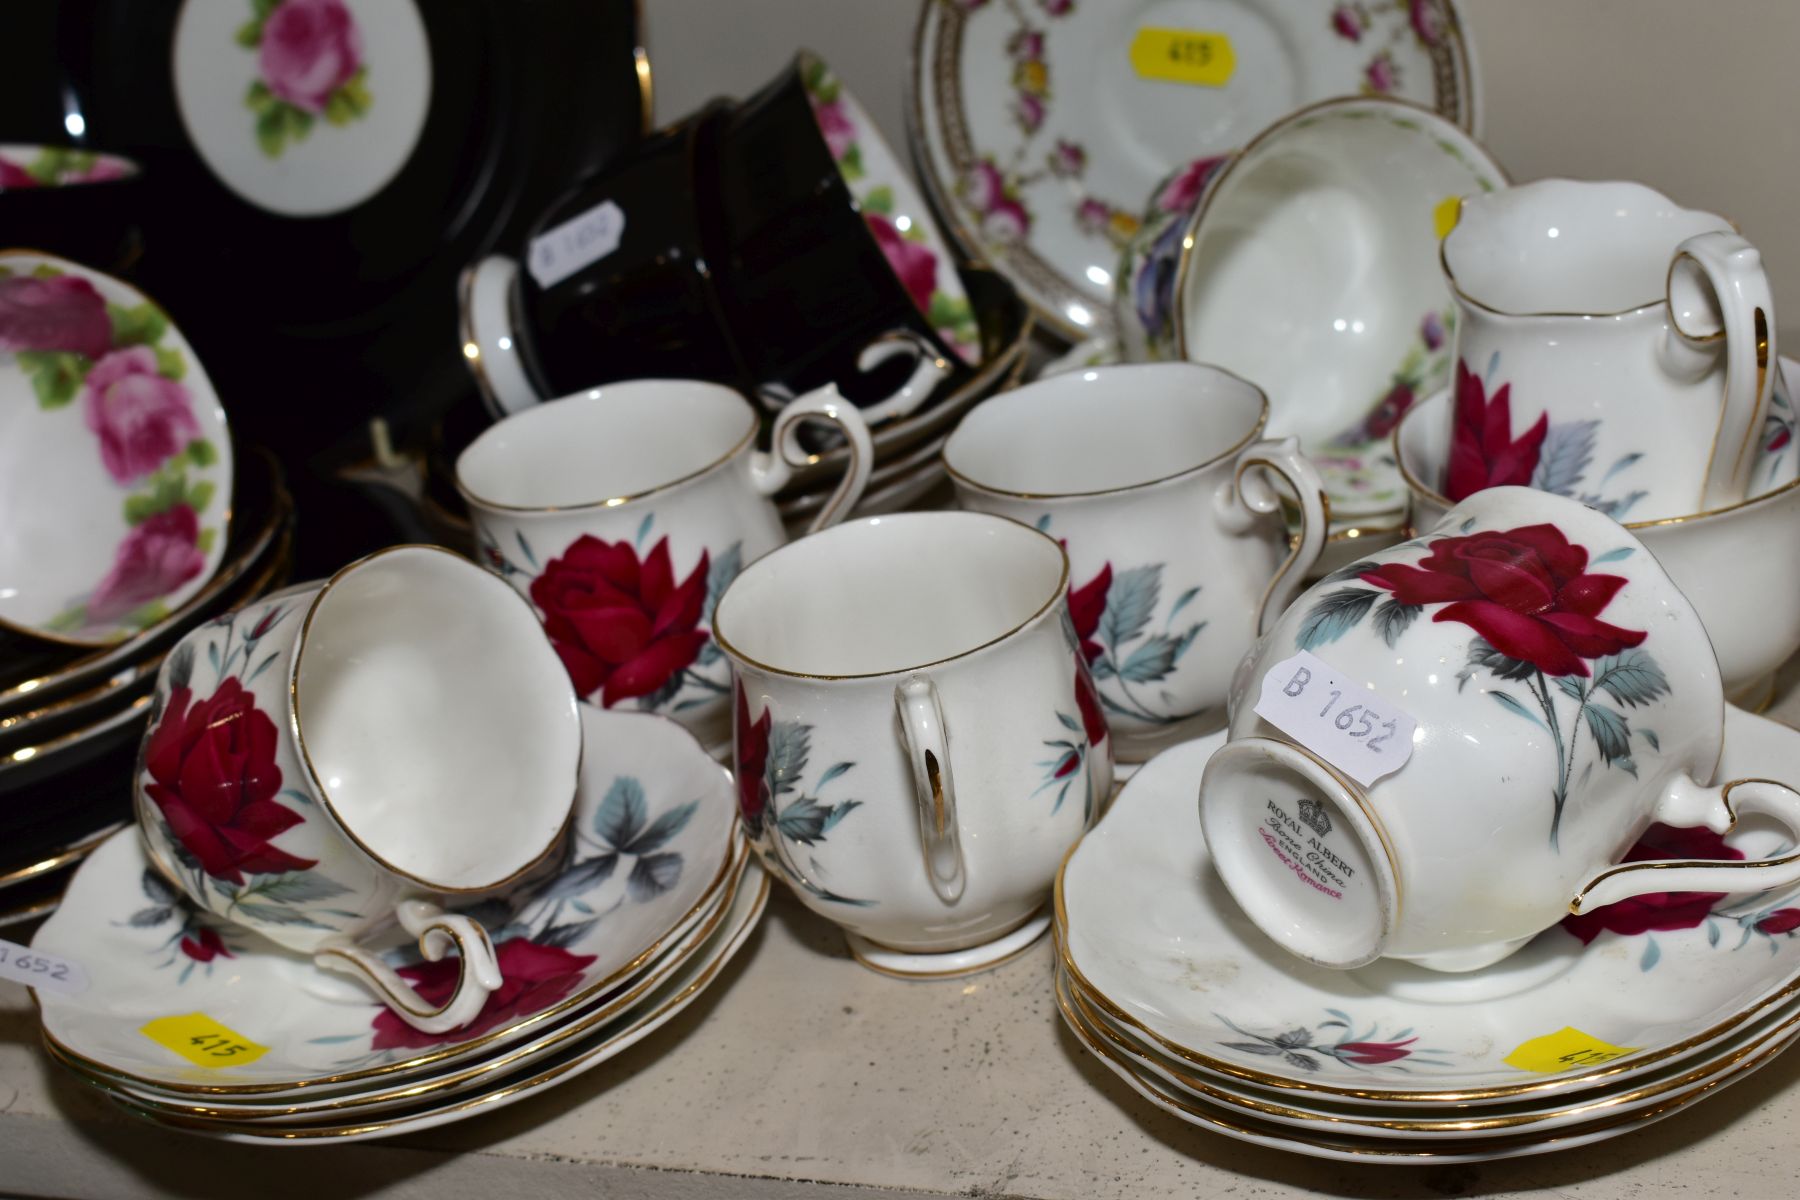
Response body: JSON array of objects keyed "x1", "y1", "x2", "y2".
[
  {"x1": 866, "y1": 212, "x2": 939, "y2": 315},
  {"x1": 82, "y1": 345, "x2": 201, "y2": 484},
  {"x1": 0, "y1": 274, "x2": 112, "y2": 360},
  {"x1": 1561, "y1": 824, "x2": 1742, "y2": 944},
  {"x1": 371, "y1": 937, "x2": 598, "y2": 1051},
  {"x1": 260, "y1": 0, "x2": 363, "y2": 114},
  {"x1": 87, "y1": 504, "x2": 208, "y2": 623},
  {"x1": 1359, "y1": 522, "x2": 1647, "y2": 679},
  {"x1": 143, "y1": 677, "x2": 317, "y2": 886},
  {"x1": 529, "y1": 535, "x2": 710, "y2": 708}
]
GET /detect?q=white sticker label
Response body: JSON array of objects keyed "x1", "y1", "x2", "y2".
[
  {"x1": 527, "y1": 199, "x2": 626, "y2": 288},
  {"x1": 0, "y1": 938, "x2": 87, "y2": 996},
  {"x1": 1252, "y1": 650, "x2": 1417, "y2": 786}
]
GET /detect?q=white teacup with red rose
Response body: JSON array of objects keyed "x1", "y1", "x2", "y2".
[
  {"x1": 455, "y1": 380, "x2": 873, "y2": 749},
  {"x1": 1201, "y1": 487, "x2": 1800, "y2": 975},
  {"x1": 135, "y1": 547, "x2": 583, "y2": 1034}
]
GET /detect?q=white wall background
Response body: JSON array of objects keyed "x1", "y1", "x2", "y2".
[{"x1": 645, "y1": 0, "x2": 1800, "y2": 345}]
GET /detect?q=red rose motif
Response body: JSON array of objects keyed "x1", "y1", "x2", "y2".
[
  {"x1": 1365, "y1": 52, "x2": 1398, "y2": 93},
  {"x1": 1561, "y1": 823, "x2": 1742, "y2": 944},
  {"x1": 1359, "y1": 523, "x2": 1646, "y2": 678},
  {"x1": 1074, "y1": 664, "x2": 1107, "y2": 747},
  {"x1": 1155, "y1": 156, "x2": 1230, "y2": 216},
  {"x1": 143, "y1": 678, "x2": 317, "y2": 886},
  {"x1": 0, "y1": 156, "x2": 36, "y2": 188},
  {"x1": 810, "y1": 94, "x2": 855, "y2": 162},
  {"x1": 0, "y1": 273, "x2": 112, "y2": 360},
  {"x1": 1410, "y1": 0, "x2": 1445, "y2": 45},
  {"x1": 1756, "y1": 909, "x2": 1800, "y2": 936},
  {"x1": 865, "y1": 212, "x2": 939, "y2": 316},
  {"x1": 1066, "y1": 561, "x2": 1112, "y2": 665},
  {"x1": 370, "y1": 937, "x2": 598, "y2": 1051},
  {"x1": 82, "y1": 345, "x2": 202, "y2": 485},
  {"x1": 87, "y1": 504, "x2": 208, "y2": 624},
  {"x1": 734, "y1": 684, "x2": 772, "y2": 828},
  {"x1": 1351, "y1": 380, "x2": 1417, "y2": 443},
  {"x1": 260, "y1": 0, "x2": 363, "y2": 114},
  {"x1": 180, "y1": 927, "x2": 235, "y2": 963},
  {"x1": 1337, "y1": 1038, "x2": 1417, "y2": 1065},
  {"x1": 1446, "y1": 360, "x2": 1549, "y2": 501},
  {"x1": 1332, "y1": 5, "x2": 1363, "y2": 41},
  {"x1": 528, "y1": 535, "x2": 710, "y2": 708}
]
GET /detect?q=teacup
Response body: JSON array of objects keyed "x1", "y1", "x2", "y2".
[
  {"x1": 943, "y1": 362, "x2": 1328, "y2": 761},
  {"x1": 135, "y1": 546, "x2": 583, "y2": 1032},
  {"x1": 1440, "y1": 179, "x2": 1787, "y2": 518},
  {"x1": 713, "y1": 511, "x2": 1111, "y2": 975},
  {"x1": 1200, "y1": 487, "x2": 1800, "y2": 974},
  {"x1": 1396, "y1": 371, "x2": 1800, "y2": 701},
  {"x1": 455, "y1": 380, "x2": 873, "y2": 747}
]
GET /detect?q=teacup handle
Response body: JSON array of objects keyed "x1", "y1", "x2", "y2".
[
  {"x1": 313, "y1": 900, "x2": 504, "y2": 1035},
  {"x1": 757, "y1": 330, "x2": 951, "y2": 426},
  {"x1": 748, "y1": 385, "x2": 874, "y2": 534},
  {"x1": 1212, "y1": 437, "x2": 1331, "y2": 636},
  {"x1": 1570, "y1": 778, "x2": 1800, "y2": 915},
  {"x1": 1665, "y1": 232, "x2": 1778, "y2": 509},
  {"x1": 894, "y1": 675, "x2": 966, "y2": 905},
  {"x1": 460, "y1": 256, "x2": 541, "y2": 419}
]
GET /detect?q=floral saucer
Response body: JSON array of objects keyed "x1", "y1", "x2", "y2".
[
  {"x1": 911, "y1": 0, "x2": 1479, "y2": 342},
  {"x1": 1058, "y1": 705, "x2": 1800, "y2": 1106},
  {"x1": 34, "y1": 705, "x2": 740, "y2": 1097},
  {"x1": 0, "y1": 252, "x2": 234, "y2": 647},
  {"x1": 0, "y1": 145, "x2": 138, "y2": 189}
]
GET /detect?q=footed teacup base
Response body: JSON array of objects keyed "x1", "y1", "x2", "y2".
[{"x1": 846, "y1": 910, "x2": 1050, "y2": 980}]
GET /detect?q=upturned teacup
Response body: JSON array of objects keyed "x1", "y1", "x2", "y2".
[
  {"x1": 713, "y1": 511, "x2": 1111, "y2": 976},
  {"x1": 455, "y1": 380, "x2": 872, "y2": 747},
  {"x1": 943, "y1": 363, "x2": 1328, "y2": 761},
  {"x1": 1201, "y1": 487, "x2": 1800, "y2": 973},
  {"x1": 135, "y1": 546, "x2": 583, "y2": 1033},
  {"x1": 1440, "y1": 179, "x2": 1789, "y2": 519}
]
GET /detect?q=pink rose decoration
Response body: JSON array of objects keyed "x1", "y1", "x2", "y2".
[
  {"x1": 1008, "y1": 30, "x2": 1045, "y2": 62},
  {"x1": 1049, "y1": 140, "x2": 1085, "y2": 177},
  {"x1": 982, "y1": 198, "x2": 1031, "y2": 243},
  {"x1": 259, "y1": 0, "x2": 363, "y2": 114},
  {"x1": 1039, "y1": 0, "x2": 1073, "y2": 14},
  {"x1": 68, "y1": 157, "x2": 129, "y2": 184},
  {"x1": 88, "y1": 505, "x2": 207, "y2": 624},
  {"x1": 1410, "y1": 0, "x2": 1445, "y2": 45},
  {"x1": 0, "y1": 157, "x2": 36, "y2": 189},
  {"x1": 1332, "y1": 5, "x2": 1363, "y2": 41},
  {"x1": 964, "y1": 161, "x2": 1005, "y2": 212},
  {"x1": 0, "y1": 274, "x2": 112, "y2": 360},
  {"x1": 1014, "y1": 92, "x2": 1045, "y2": 132},
  {"x1": 1075, "y1": 199, "x2": 1110, "y2": 234},
  {"x1": 810, "y1": 95, "x2": 856, "y2": 162},
  {"x1": 1155, "y1": 156, "x2": 1228, "y2": 215},
  {"x1": 83, "y1": 346, "x2": 202, "y2": 485},
  {"x1": 1365, "y1": 52, "x2": 1398, "y2": 93},
  {"x1": 1421, "y1": 310, "x2": 1446, "y2": 351},
  {"x1": 866, "y1": 213, "x2": 939, "y2": 315}
]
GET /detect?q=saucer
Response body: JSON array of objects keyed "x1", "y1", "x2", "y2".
[
  {"x1": 911, "y1": 0, "x2": 1479, "y2": 341},
  {"x1": 1058, "y1": 705, "x2": 1800, "y2": 1106},
  {"x1": 35, "y1": 705, "x2": 739, "y2": 1097},
  {"x1": 0, "y1": 251, "x2": 234, "y2": 646},
  {"x1": 0, "y1": 145, "x2": 138, "y2": 187}
]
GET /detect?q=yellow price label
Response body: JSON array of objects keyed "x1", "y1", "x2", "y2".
[
  {"x1": 139, "y1": 1014, "x2": 270, "y2": 1069},
  {"x1": 1129, "y1": 28, "x2": 1236, "y2": 88},
  {"x1": 1434, "y1": 195, "x2": 1463, "y2": 241},
  {"x1": 1504, "y1": 1026, "x2": 1639, "y2": 1075}
]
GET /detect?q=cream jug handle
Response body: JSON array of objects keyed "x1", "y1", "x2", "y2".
[
  {"x1": 313, "y1": 900, "x2": 504, "y2": 1034},
  {"x1": 1666, "y1": 232, "x2": 1778, "y2": 509},
  {"x1": 748, "y1": 385, "x2": 875, "y2": 534},
  {"x1": 894, "y1": 675, "x2": 966, "y2": 904},
  {"x1": 1214, "y1": 437, "x2": 1331, "y2": 635},
  {"x1": 1570, "y1": 778, "x2": 1800, "y2": 915}
]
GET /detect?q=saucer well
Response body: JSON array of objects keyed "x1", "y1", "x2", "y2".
[
  {"x1": 34, "y1": 705, "x2": 739, "y2": 1097},
  {"x1": 1059, "y1": 705, "x2": 1800, "y2": 1106}
]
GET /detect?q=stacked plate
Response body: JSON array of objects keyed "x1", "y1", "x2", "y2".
[
  {"x1": 1054, "y1": 708, "x2": 1800, "y2": 1162},
  {"x1": 31, "y1": 705, "x2": 764, "y2": 1143}
]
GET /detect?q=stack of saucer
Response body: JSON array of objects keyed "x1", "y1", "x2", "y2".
[
  {"x1": 30, "y1": 706, "x2": 764, "y2": 1143},
  {"x1": 1054, "y1": 710, "x2": 1800, "y2": 1162}
]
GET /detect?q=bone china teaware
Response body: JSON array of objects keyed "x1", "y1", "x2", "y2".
[
  {"x1": 944, "y1": 362, "x2": 1328, "y2": 760},
  {"x1": 455, "y1": 380, "x2": 873, "y2": 747},
  {"x1": 1201, "y1": 487, "x2": 1800, "y2": 973},
  {"x1": 713, "y1": 510, "x2": 1112, "y2": 976},
  {"x1": 135, "y1": 546, "x2": 583, "y2": 1033},
  {"x1": 1440, "y1": 178, "x2": 1787, "y2": 519},
  {"x1": 1396, "y1": 367, "x2": 1800, "y2": 703}
]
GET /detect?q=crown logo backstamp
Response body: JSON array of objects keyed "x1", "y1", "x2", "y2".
[{"x1": 1297, "y1": 797, "x2": 1332, "y2": 838}]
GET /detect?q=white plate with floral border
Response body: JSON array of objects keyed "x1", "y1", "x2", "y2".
[
  {"x1": 1059, "y1": 705, "x2": 1800, "y2": 1107},
  {"x1": 0, "y1": 251, "x2": 233, "y2": 646},
  {"x1": 96, "y1": 863, "x2": 770, "y2": 1143},
  {"x1": 909, "y1": 0, "x2": 1479, "y2": 343},
  {"x1": 34, "y1": 704, "x2": 739, "y2": 1098}
]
